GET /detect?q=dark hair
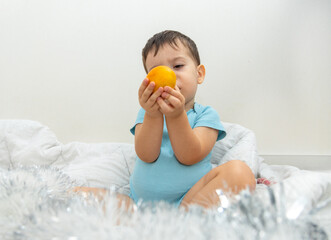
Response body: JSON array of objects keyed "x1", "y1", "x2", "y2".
[{"x1": 142, "y1": 30, "x2": 201, "y2": 73}]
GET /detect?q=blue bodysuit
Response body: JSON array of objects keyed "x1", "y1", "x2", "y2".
[{"x1": 129, "y1": 103, "x2": 226, "y2": 206}]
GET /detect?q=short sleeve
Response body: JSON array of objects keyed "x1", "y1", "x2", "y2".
[
  {"x1": 193, "y1": 106, "x2": 226, "y2": 141},
  {"x1": 130, "y1": 108, "x2": 146, "y2": 135}
]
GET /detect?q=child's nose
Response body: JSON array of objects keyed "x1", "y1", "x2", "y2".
[
  {"x1": 175, "y1": 78, "x2": 181, "y2": 89},
  {"x1": 175, "y1": 83, "x2": 181, "y2": 91}
]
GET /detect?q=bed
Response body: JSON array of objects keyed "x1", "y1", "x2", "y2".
[{"x1": 0, "y1": 120, "x2": 330, "y2": 239}]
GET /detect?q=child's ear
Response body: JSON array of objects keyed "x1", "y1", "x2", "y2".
[{"x1": 197, "y1": 65, "x2": 206, "y2": 84}]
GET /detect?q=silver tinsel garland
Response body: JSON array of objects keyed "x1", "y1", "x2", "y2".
[{"x1": 0, "y1": 166, "x2": 329, "y2": 240}]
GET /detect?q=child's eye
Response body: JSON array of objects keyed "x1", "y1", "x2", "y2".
[{"x1": 174, "y1": 65, "x2": 183, "y2": 69}]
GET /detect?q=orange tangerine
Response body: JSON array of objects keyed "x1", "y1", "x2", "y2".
[{"x1": 146, "y1": 66, "x2": 176, "y2": 92}]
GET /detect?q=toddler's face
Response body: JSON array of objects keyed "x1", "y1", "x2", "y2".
[{"x1": 145, "y1": 41, "x2": 205, "y2": 110}]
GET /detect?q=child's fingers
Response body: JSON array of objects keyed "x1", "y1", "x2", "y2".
[
  {"x1": 150, "y1": 100, "x2": 161, "y2": 112},
  {"x1": 140, "y1": 81, "x2": 155, "y2": 103},
  {"x1": 146, "y1": 87, "x2": 163, "y2": 106},
  {"x1": 161, "y1": 90, "x2": 184, "y2": 109},
  {"x1": 157, "y1": 97, "x2": 170, "y2": 109},
  {"x1": 157, "y1": 97, "x2": 172, "y2": 113},
  {"x1": 164, "y1": 86, "x2": 184, "y2": 101},
  {"x1": 157, "y1": 97, "x2": 181, "y2": 116},
  {"x1": 138, "y1": 78, "x2": 150, "y2": 98},
  {"x1": 166, "y1": 95, "x2": 183, "y2": 109}
]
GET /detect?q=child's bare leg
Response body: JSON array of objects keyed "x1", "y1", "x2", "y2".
[
  {"x1": 116, "y1": 193, "x2": 135, "y2": 212},
  {"x1": 72, "y1": 186, "x2": 107, "y2": 201},
  {"x1": 181, "y1": 160, "x2": 256, "y2": 209},
  {"x1": 72, "y1": 187, "x2": 134, "y2": 211}
]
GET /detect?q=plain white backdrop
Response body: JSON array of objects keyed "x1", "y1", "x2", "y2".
[{"x1": 1, "y1": 0, "x2": 330, "y2": 155}]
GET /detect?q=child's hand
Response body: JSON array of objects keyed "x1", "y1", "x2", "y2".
[
  {"x1": 138, "y1": 78, "x2": 164, "y2": 118},
  {"x1": 157, "y1": 85, "x2": 185, "y2": 118}
]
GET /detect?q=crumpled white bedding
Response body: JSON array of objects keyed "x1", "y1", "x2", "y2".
[
  {"x1": 0, "y1": 120, "x2": 330, "y2": 233},
  {"x1": 0, "y1": 119, "x2": 264, "y2": 194}
]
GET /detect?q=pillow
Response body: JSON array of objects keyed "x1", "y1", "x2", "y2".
[
  {"x1": 211, "y1": 122, "x2": 262, "y2": 177},
  {"x1": 0, "y1": 120, "x2": 262, "y2": 191},
  {"x1": 59, "y1": 142, "x2": 135, "y2": 195},
  {"x1": 0, "y1": 120, "x2": 61, "y2": 169}
]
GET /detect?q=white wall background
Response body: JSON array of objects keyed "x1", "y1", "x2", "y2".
[{"x1": 1, "y1": 0, "x2": 330, "y2": 155}]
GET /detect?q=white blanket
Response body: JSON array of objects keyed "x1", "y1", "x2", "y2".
[{"x1": 0, "y1": 120, "x2": 330, "y2": 238}]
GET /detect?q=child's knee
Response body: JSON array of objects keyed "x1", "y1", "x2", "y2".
[
  {"x1": 230, "y1": 160, "x2": 256, "y2": 188},
  {"x1": 219, "y1": 160, "x2": 256, "y2": 189},
  {"x1": 227, "y1": 160, "x2": 253, "y2": 175},
  {"x1": 215, "y1": 160, "x2": 249, "y2": 176}
]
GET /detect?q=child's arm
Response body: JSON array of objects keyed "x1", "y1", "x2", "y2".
[
  {"x1": 134, "y1": 79, "x2": 164, "y2": 163},
  {"x1": 157, "y1": 86, "x2": 218, "y2": 165},
  {"x1": 166, "y1": 112, "x2": 218, "y2": 165}
]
